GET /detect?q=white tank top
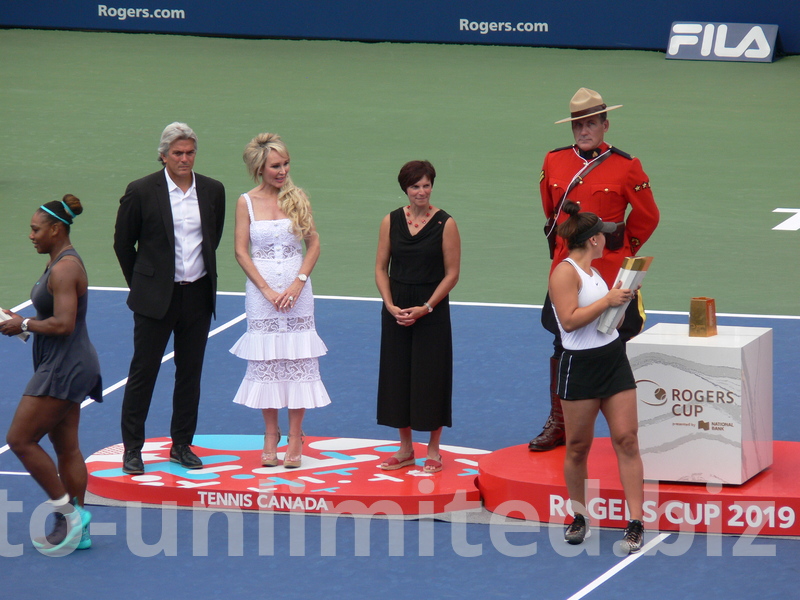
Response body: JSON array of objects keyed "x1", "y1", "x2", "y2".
[{"x1": 554, "y1": 258, "x2": 619, "y2": 350}]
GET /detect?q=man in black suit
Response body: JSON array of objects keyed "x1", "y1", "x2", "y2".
[{"x1": 114, "y1": 122, "x2": 225, "y2": 474}]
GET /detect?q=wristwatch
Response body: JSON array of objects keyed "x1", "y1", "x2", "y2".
[
  {"x1": 21, "y1": 318, "x2": 30, "y2": 332},
  {"x1": 297, "y1": 274, "x2": 308, "y2": 282}
]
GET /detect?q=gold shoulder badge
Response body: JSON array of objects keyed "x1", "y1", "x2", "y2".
[
  {"x1": 539, "y1": 170, "x2": 545, "y2": 183},
  {"x1": 633, "y1": 181, "x2": 651, "y2": 192}
]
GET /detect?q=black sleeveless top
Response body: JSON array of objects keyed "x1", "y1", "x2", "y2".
[{"x1": 388, "y1": 207, "x2": 451, "y2": 285}]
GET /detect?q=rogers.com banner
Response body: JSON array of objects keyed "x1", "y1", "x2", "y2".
[{"x1": 0, "y1": 1, "x2": 797, "y2": 54}]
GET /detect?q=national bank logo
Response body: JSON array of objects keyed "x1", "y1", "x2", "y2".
[{"x1": 667, "y1": 22, "x2": 779, "y2": 63}]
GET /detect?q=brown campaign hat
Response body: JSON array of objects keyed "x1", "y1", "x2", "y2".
[{"x1": 555, "y1": 87, "x2": 623, "y2": 124}]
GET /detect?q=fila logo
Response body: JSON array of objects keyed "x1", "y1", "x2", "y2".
[{"x1": 667, "y1": 22, "x2": 779, "y2": 63}]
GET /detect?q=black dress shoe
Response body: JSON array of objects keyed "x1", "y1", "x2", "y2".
[
  {"x1": 122, "y1": 449, "x2": 145, "y2": 475},
  {"x1": 170, "y1": 444, "x2": 203, "y2": 469}
]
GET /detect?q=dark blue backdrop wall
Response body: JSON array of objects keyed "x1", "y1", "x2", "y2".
[{"x1": 1, "y1": 0, "x2": 797, "y2": 54}]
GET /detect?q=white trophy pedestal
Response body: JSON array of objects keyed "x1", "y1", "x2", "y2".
[{"x1": 627, "y1": 323, "x2": 773, "y2": 485}]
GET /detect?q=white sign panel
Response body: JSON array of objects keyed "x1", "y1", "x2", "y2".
[
  {"x1": 628, "y1": 324, "x2": 773, "y2": 484},
  {"x1": 667, "y1": 22, "x2": 779, "y2": 62}
]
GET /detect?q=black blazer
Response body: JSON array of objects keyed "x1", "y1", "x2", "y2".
[{"x1": 113, "y1": 170, "x2": 226, "y2": 320}]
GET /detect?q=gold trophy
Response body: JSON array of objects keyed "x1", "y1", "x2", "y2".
[{"x1": 689, "y1": 297, "x2": 717, "y2": 337}]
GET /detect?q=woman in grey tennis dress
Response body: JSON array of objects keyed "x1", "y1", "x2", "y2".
[{"x1": 1, "y1": 194, "x2": 102, "y2": 555}]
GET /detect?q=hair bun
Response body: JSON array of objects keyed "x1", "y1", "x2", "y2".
[
  {"x1": 562, "y1": 200, "x2": 581, "y2": 216},
  {"x1": 62, "y1": 193, "x2": 84, "y2": 217}
]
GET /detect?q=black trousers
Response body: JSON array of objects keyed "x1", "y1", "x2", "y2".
[{"x1": 120, "y1": 276, "x2": 213, "y2": 451}]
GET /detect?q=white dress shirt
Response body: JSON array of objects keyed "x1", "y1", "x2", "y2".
[{"x1": 165, "y1": 169, "x2": 206, "y2": 283}]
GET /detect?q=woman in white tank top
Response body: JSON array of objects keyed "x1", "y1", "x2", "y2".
[{"x1": 549, "y1": 200, "x2": 646, "y2": 555}]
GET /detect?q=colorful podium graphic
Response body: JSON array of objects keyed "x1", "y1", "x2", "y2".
[
  {"x1": 87, "y1": 434, "x2": 800, "y2": 536},
  {"x1": 87, "y1": 435, "x2": 487, "y2": 515}
]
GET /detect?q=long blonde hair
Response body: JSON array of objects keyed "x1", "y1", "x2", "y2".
[{"x1": 243, "y1": 133, "x2": 314, "y2": 239}]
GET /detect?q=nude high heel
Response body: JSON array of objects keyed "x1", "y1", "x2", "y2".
[
  {"x1": 261, "y1": 428, "x2": 281, "y2": 467},
  {"x1": 283, "y1": 432, "x2": 305, "y2": 469}
]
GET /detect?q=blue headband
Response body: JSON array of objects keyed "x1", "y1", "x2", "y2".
[
  {"x1": 61, "y1": 200, "x2": 76, "y2": 219},
  {"x1": 40, "y1": 205, "x2": 72, "y2": 225}
]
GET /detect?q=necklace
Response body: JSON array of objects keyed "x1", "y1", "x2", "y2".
[
  {"x1": 405, "y1": 205, "x2": 432, "y2": 228},
  {"x1": 47, "y1": 244, "x2": 74, "y2": 268}
]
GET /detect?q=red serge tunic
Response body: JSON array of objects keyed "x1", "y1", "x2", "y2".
[{"x1": 540, "y1": 142, "x2": 660, "y2": 287}]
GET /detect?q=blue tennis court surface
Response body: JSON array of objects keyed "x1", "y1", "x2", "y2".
[{"x1": 1, "y1": 290, "x2": 798, "y2": 599}]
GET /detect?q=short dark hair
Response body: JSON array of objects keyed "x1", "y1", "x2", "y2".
[{"x1": 398, "y1": 160, "x2": 436, "y2": 193}]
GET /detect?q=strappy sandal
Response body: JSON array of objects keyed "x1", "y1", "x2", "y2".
[
  {"x1": 283, "y1": 431, "x2": 304, "y2": 469},
  {"x1": 423, "y1": 455, "x2": 443, "y2": 473},
  {"x1": 261, "y1": 428, "x2": 281, "y2": 467},
  {"x1": 380, "y1": 451, "x2": 416, "y2": 471}
]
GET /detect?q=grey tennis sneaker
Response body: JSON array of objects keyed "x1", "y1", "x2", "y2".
[{"x1": 564, "y1": 513, "x2": 591, "y2": 545}]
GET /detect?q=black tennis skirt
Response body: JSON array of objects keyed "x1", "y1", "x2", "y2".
[{"x1": 556, "y1": 337, "x2": 636, "y2": 401}]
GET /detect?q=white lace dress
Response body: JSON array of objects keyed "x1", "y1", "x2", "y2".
[{"x1": 230, "y1": 193, "x2": 331, "y2": 409}]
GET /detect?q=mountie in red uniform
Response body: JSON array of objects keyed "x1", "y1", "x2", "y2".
[
  {"x1": 540, "y1": 141, "x2": 659, "y2": 287},
  {"x1": 529, "y1": 140, "x2": 660, "y2": 453}
]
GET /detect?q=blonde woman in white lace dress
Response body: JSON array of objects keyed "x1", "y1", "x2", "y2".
[{"x1": 230, "y1": 133, "x2": 330, "y2": 469}]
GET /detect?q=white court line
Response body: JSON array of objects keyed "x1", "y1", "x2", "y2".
[
  {"x1": 92, "y1": 286, "x2": 800, "y2": 319},
  {"x1": 2, "y1": 290, "x2": 797, "y2": 459},
  {"x1": 9, "y1": 300, "x2": 33, "y2": 312},
  {"x1": 565, "y1": 533, "x2": 670, "y2": 600},
  {"x1": 78, "y1": 310, "x2": 247, "y2": 409},
  {"x1": 0, "y1": 309, "x2": 248, "y2": 457}
]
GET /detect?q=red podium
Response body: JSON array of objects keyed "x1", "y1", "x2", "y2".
[{"x1": 478, "y1": 439, "x2": 800, "y2": 536}]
